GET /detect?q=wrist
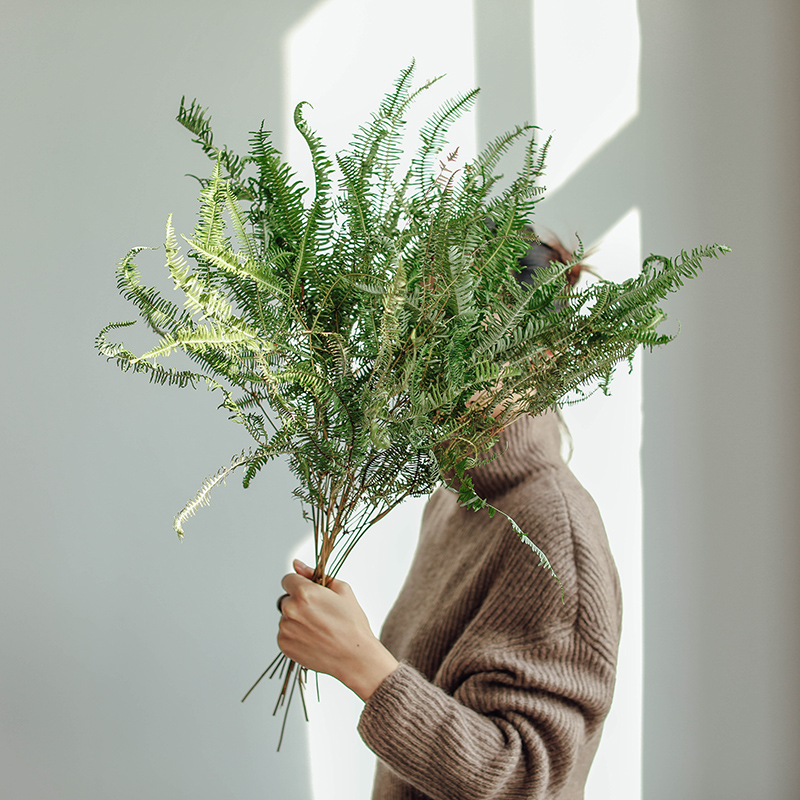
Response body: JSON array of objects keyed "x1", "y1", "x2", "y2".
[{"x1": 340, "y1": 636, "x2": 399, "y2": 702}]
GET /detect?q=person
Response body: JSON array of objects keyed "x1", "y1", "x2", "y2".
[{"x1": 277, "y1": 239, "x2": 623, "y2": 800}]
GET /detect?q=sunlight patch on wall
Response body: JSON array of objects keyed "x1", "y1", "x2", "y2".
[
  {"x1": 533, "y1": 0, "x2": 640, "y2": 191},
  {"x1": 282, "y1": 4, "x2": 476, "y2": 798},
  {"x1": 283, "y1": 0, "x2": 477, "y2": 195},
  {"x1": 560, "y1": 207, "x2": 643, "y2": 800},
  {"x1": 289, "y1": 497, "x2": 426, "y2": 800}
]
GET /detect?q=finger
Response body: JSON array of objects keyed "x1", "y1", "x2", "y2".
[
  {"x1": 281, "y1": 572, "x2": 311, "y2": 594},
  {"x1": 276, "y1": 593, "x2": 290, "y2": 613},
  {"x1": 294, "y1": 558, "x2": 341, "y2": 590},
  {"x1": 293, "y1": 559, "x2": 315, "y2": 579}
]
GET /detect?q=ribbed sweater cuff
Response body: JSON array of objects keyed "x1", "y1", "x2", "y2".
[{"x1": 357, "y1": 662, "x2": 459, "y2": 786}]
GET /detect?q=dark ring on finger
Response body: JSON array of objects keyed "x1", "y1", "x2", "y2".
[{"x1": 277, "y1": 593, "x2": 290, "y2": 613}]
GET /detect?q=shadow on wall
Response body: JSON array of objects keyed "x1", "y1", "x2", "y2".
[
  {"x1": 1, "y1": 2, "x2": 323, "y2": 800},
  {"x1": 473, "y1": 4, "x2": 643, "y2": 800},
  {"x1": 473, "y1": 1, "x2": 800, "y2": 799}
]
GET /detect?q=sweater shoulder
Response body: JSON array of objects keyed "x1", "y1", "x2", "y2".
[{"x1": 487, "y1": 463, "x2": 622, "y2": 663}]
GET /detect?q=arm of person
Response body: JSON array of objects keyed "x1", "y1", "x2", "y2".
[
  {"x1": 278, "y1": 548, "x2": 614, "y2": 800},
  {"x1": 353, "y1": 519, "x2": 621, "y2": 800},
  {"x1": 357, "y1": 643, "x2": 614, "y2": 800},
  {"x1": 277, "y1": 559, "x2": 399, "y2": 701},
  {"x1": 279, "y1": 550, "x2": 618, "y2": 800}
]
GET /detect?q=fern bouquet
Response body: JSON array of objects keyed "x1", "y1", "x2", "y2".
[{"x1": 97, "y1": 63, "x2": 727, "y2": 732}]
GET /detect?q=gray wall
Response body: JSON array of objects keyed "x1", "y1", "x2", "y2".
[
  {"x1": 535, "y1": 1, "x2": 800, "y2": 796},
  {"x1": 2, "y1": 1, "x2": 798, "y2": 798},
  {"x1": 0, "y1": 2, "x2": 319, "y2": 798},
  {"x1": 637, "y1": 3, "x2": 800, "y2": 797}
]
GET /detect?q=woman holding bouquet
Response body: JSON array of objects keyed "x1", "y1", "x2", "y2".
[{"x1": 277, "y1": 240, "x2": 623, "y2": 800}]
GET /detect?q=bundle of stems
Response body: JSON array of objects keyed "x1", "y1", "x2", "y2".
[{"x1": 96, "y1": 62, "x2": 728, "y2": 742}]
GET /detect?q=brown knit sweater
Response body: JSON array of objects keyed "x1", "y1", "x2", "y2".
[{"x1": 357, "y1": 411, "x2": 622, "y2": 800}]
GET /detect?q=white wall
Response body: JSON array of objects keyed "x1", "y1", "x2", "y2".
[
  {"x1": 0, "y1": 3, "x2": 320, "y2": 798},
  {"x1": 539, "y1": 3, "x2": 800, "y2": 796},
  {"x1": 636, "y1": 3, "x2": 800, "y2": 798},
  {"x1": 2, "y1": 1, "x2": 798, "y2": 799}
]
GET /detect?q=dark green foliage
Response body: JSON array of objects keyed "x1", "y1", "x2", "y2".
[{"x1": 97, "y1": 62, "x2": 728, "y2": 584}]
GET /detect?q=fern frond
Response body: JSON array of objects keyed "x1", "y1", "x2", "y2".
[
  {"x1": 131, "y1": 319, "x2": 264, "y2": 364},
  {"x1": 173, "y1": 449, "x2": 253, "y2": 539},
  {"x1": 465, "y1": 124, "x2": 535, "y2": 190},
  {"x1": 289, "y1": 102, "x2": 335, "y2": 297},
  {"x1": 116, "y1": 245, "x2": 194, "y2": 338},
  {"x1": 176, "y1": 96, "x2": 250, "y2": 183},
  {"x1": 248, "y1": 124, "x2": 307, "y2": 246},
  {"x1": 409, "y1": 88, "x2": 480, "y2": 197},
  {"x1": 193, "y1": 159, "x2": 229, "y2": 252},
  {"x1": 224, "y1": 183, "x2": 258, "y2": 261}
]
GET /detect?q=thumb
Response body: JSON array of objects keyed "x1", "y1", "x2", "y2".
[
  {"x1": 293, "y1": 559, "x2": 315, "y2": 579},
  {"x1": 294, "y1": 559, "x2": 344, "y2": 592}
]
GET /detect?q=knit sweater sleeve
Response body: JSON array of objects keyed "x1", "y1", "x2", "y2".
[
  {"x1": 357, "y1": 540, "x2": 619, "y2": 800},
  {"x1": 358, "y1": 634, "x2": 613, "y2": 800}
]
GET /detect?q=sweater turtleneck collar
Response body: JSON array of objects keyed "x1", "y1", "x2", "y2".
[{"x1": 464, "y1": 410, "x2": 564, "y2": 499}]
